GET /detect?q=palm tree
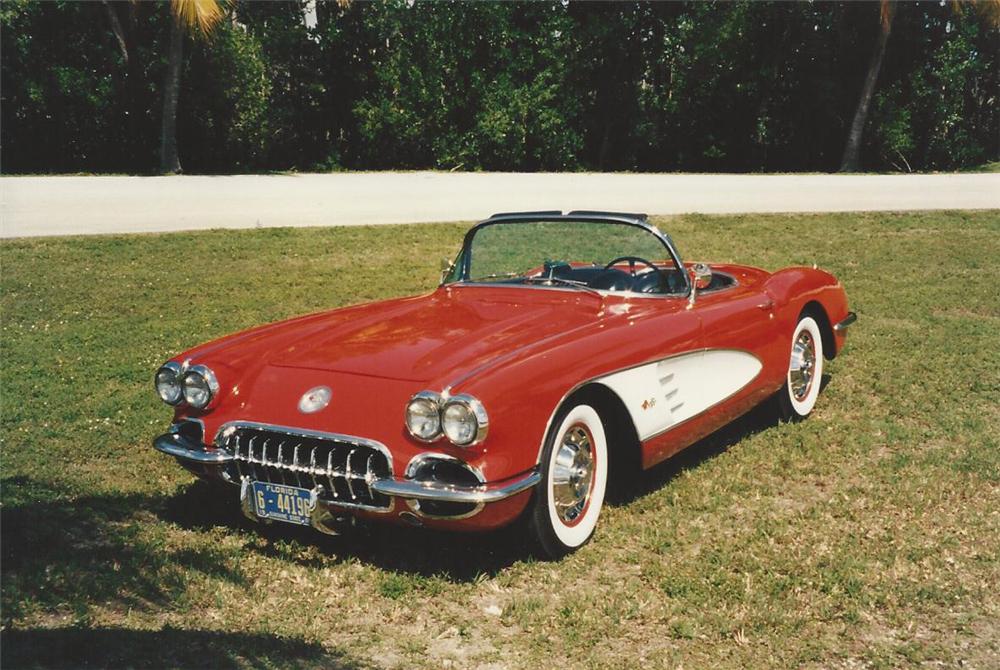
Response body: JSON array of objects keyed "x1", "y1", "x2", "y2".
[
  {"x1": 840, "y1": 0, "x2": 1000, "y2": 172},
  {"x1": 838, "y1": 1, "x2": 894, "y2": 173},
  {"x1": 161, "y1": 0, "x2": 225, "y2": 174}
]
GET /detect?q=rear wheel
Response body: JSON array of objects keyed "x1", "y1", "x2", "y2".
[
  {"x1": 527, "y1": 404, "x2": 608, "y2": 560},
  {"x1": 777, "y1": 315, "x2": 824, "y2": 421}
]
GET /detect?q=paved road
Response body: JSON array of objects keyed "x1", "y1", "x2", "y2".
[{"x1": 2, "y1": 172, "x2": 997, "y2": 238}]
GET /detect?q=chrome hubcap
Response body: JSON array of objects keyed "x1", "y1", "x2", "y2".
[
  {"x1": 789, "y1": 330, "x2": 816, "y2": 401},
  {"x1": 552, "y1": 424, "x2": 595, "y2": 525}
]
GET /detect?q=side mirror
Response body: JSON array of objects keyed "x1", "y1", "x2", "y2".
[
  {"x1": 687, "y1": 263, "x2": 712, "y2": 308},
  {"x1": 440, "y1": 257, "x2": 456, "y2": 284},
  {"x1": 692, "y1": 263, "x2": 712, "y2": 290}
]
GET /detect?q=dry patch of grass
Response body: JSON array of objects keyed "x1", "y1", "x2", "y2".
[{"x1": 2, "y1": 211, "x2": 999, "y2": 669}]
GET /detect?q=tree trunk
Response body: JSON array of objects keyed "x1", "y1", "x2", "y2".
[
  {"x1": 124, "y1": 2, "x2": 143, "y2": 172},
  {"x1": 839, "y1": 7, "x2": 893, "y2": 172},
  {"x1": 102, "y1": 1, "x2": 145, "y2": 172},
  {"x1": 160, "y1": 16, "x2": 184, "y2": 174}
]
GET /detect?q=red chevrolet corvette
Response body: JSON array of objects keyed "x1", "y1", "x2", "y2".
[{"x1": 153, "y1": 211, "x2": 855, "y2": 558}]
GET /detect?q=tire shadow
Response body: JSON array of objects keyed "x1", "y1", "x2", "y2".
[{"x1": 158, "y1": 478, "x2": 530, "y2": 581}]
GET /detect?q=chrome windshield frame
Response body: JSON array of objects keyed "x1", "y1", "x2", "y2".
[{"x1": 442, "y1": 210, "x2": 691, "y2": 297}]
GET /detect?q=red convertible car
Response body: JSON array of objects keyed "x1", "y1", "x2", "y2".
[{"x1": 153, "y1": 211, "x2": 855, "y2": 558}]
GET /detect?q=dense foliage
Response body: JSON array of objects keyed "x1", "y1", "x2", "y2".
[{"x1": 2, "y1": 0, "x2": 997, "y2": 174}]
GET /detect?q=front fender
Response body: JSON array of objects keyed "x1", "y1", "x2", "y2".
[{"x1": 765, "y1": 267, "x2": 851, "y2": 358}]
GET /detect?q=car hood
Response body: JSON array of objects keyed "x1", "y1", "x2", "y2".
[{"x1": 196, "y1": 286, "x2": 606, "y2": 385}]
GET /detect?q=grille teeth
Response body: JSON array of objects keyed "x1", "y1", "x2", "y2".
[{"x1": 223, "y1": 426, "x2": 392, "y2": 510}]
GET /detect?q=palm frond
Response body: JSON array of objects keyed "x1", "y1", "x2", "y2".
[
  {"x1": 171, "y1": 0, "x2": 226, "y2": 35},
  {"x1": 974, "y1": 0, "x2": 1000, "y2": 27},
  {"x1": 951, "y1": 0, "x2": 1000, "y2": 27}
]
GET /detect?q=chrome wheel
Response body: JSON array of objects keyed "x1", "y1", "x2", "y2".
[
  {"x1": 530, "y1": 403, "x2": 608, "y2": 558},
  {"x1": 789, "y1": 330, "x2": 816, "y2": 401},
  {"x1": 551, "y1": 424, "x2": 596, "y2": 526},
  {"x1": 778, "y1": 315, "x2": 825, "y2": 421}
]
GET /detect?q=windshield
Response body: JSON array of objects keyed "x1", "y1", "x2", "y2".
[{"x1": 451, "y1": 220, "x2": 685, "y2": 295}]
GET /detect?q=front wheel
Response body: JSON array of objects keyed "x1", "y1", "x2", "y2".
[
  {"x1": 777, "y1": 315, "x2": 824, "y2": 421},
  {"x1": 527, "y1": 404, "x2": 609, "y2": 560}
]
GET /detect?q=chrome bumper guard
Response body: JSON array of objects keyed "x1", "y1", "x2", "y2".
[
  {"x1": 833, "y1": 312, "x2": 857, "y2": 331},
  {"x1": 153, "y1": 431, "x2": 539, "y2": 506}
]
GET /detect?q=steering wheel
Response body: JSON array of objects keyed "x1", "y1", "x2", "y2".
[{"x1": 603, "y1": 256, "x2": 668, "y2": 293}]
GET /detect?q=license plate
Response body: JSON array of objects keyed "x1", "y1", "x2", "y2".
[{"x1": 251, "y1": 481, "x2": 313, "y2": 526}]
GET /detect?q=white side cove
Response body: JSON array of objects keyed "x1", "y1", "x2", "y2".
[{"x1": 596, "y1": 350, "x2": 763, "y2": 441}]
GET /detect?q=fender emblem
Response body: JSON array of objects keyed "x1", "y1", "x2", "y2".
[
  {"x1": 298, "y1": 386, "x2": 332, "y2": 414},
  {"x1": 641, "y1": 398, "x2": 657, "y2": 411}
]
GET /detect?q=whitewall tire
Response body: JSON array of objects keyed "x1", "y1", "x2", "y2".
[
  {"x1": 777, "y1": 315, "x2": 824, "y2": 420},
  {"x1": 528, "y1": 404, "x2": 608, "y2": 559}
]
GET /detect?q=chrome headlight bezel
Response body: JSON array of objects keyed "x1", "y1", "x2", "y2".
[
  {"x1": 440, "y1": 394, "x2": 489, "y2": 446},
  {"x1": 405, "y1": 391, "x2": 444, "y2": 442},
  {"x1": 155, "y1": 361, "x2": 184, "y2": 406},
  {"x1": 181, "y1": 364, "x2": 220, "y2": 410}
]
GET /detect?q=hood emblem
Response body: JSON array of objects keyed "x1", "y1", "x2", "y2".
[{"x1": 298, "y1": 386, "x2": 332, "y2": 414}]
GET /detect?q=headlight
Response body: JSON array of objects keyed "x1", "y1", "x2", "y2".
[
  {"x1": 441, "y1": 394, "x2": 489, "y2": 446},
  {"x1": 154, "y1": 362, "x2": 183, "y2": 405},
  {"x1": 405, "y1": 391, "x2": 443, "y2": 441},
  {"x1": 182, "y1": 365, "x2": 219, "y2": 409}
]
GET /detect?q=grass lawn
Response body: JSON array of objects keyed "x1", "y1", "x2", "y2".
[{"x1": 2, "y1": 211, "x2": 998, "y2": 669}]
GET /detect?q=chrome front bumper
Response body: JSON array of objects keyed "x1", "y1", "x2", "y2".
[
  {"x1": 154, "y1": 431, "x2": 234, "y2": 463},
  {"x1": 153, "y1": 431, "x2": 539, "y2": 507}
]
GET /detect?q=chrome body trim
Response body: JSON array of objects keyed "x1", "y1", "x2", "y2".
[
  {"x1": 446, "y1": 266, "x2": 736, "y2": 302},
  {"x1": 403, "y1": 453, "x2": 487, "y2": 519},
  {"x1": 212, "y1": 421, "x2": 392, "y2": 461},
  {"x1": 404, "y1": 452, "x2": 487, "y2": 482},
  {"x1": 447, "y1": 281, "x2": 687, "y2": 301},
  {"x1": 372, "y1": 468, "x2": 541, "y2": 505},
  {"x1": 833, "y1": 312, "x2": 857, "y2": 331}
]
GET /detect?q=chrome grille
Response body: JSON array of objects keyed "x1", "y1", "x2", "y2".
[{"x1": 219, "y1": 424, "x2": 392, "y2": 510}]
